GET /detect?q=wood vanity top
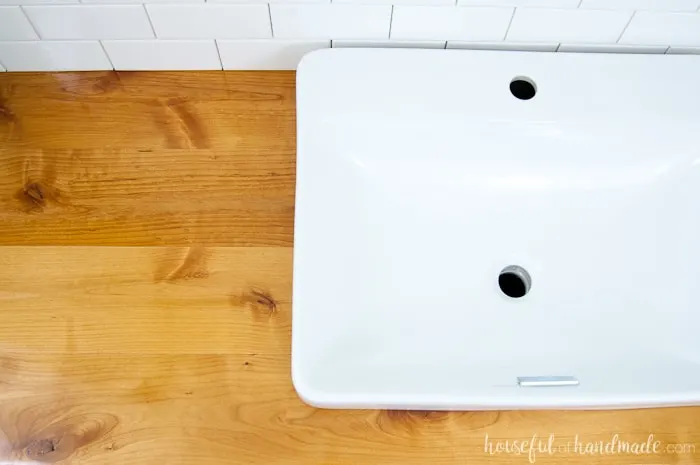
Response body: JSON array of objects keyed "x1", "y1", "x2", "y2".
[{"x1": 0, "y1": 71, "x2": 698, "y2": 465}]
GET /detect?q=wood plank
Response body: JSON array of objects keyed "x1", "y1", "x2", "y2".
[
  {"x1": 0, "y1": 72, "x2": 296, "y2": 150},
  {"x1": 0, "y1": 148, "x2": 294, "y2": 245},
  {"x1": 0, "y1": 246, "x2": 292, "y2": 354},
  {"x1": 1, "y1": 353, "x2": 699, "y2": 465},
  {"x1": 0, "y1": 72, "x2": 295, "y2": 245}
]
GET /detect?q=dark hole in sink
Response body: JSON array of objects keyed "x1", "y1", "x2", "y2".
[
  {"x1": 510, "y1": 77, "x2": 537, "y2": 100},
  {"x1": 499, "y1": 265, "x2": 531, "y2": 298}
]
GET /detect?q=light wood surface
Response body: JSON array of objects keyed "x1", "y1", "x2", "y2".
[
  {"x1": 0, "y1": 72, "x2": 295, "y2": 245},
  {"x1": 0, "y1": 71, "x2": 698, "y2": 465}
]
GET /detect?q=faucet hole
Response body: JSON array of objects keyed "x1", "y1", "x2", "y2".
[
  {"x1": 499, "y1": 265, "x2": 531, "y2": 298},
  {"x1": 510, "y1": 77, "x2": 536, "y2": 100}
]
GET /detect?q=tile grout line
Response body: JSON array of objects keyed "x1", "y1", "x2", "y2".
[
  {"x1": 98, "y1": 40, "x2": 116, "y2": 70},
  {"x1": 268, "y1": 3, "x2": 275, "y2": 39},
  {"x1": 19, "y1": 5, "x2": 43, "y2": 40},
  {"x1": 615, "y1": 10, "x2": 635, "y2": 43},
  {"x1": 214, "y1": 39, "x2": 224, "y2": 70},
  {"x1": 502, "y1": 7, "x2": 516, "y2": 41},
  {"x1": 143, "y1": 4, "x2": 157, "y2": 39},
  {"x1": 387, "y1": 5, "x2": 394, "y2": 40}
]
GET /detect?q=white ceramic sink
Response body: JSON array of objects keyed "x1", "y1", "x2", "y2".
[{"x1": 292, "y1": 48, "x2": 700, "y2": 410}]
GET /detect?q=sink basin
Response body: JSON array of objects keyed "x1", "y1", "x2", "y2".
[{"x1": 292, "y1": 48, "x2": 700, "y2": 410}]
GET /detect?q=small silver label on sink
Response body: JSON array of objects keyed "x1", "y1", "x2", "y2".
[{"x1": 517, "y1": 376, "x2": 579, "y2": 387}]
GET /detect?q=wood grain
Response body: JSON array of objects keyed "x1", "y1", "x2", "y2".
[
  {"x1": 0, "y1": 72, "x2": 295, "y2": 151},
  {"x1": 0, "y1": 71, "x2": 295, "y2": 246},
  {"x1": 0, "y1": 246, "x2": 291, "y2": 355},
  {"x1": 0, "y1": 71, "x2": 699, "y2": 465}
]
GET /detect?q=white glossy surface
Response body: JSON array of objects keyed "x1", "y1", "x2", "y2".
[
  {"x1": 146, "y1": 4, "x2": 272, "y2": 39},
  {"x1": 293, "y1": 48, "x2": 700, "y2": 410},
  {"x1": 24, "y1": 5, "x2": 154, "y2": 40},
  {"x1": 459, "y1": 0, "x2": 579, "y2": 6},
  {"x1": 0, "y1": 6, "x2": 39, "y2": 41},
  {"x1": 102, "y1": 40, "x2": 222, "y2": 70},
  {"x1": 0, "y1": 0, "x2": 77, "y2": 4},
  {"x1": 333, "y1": 40, "x2": 447, "y2": 49},
  {"x1": 506, "y1": 8, "x2": 633, "y2": 44},
  {"x1": 668, "y1": 46, "x2": 700, "y2": 54},
  {"x1": 217, "y1": 39, "x2": 329, "y2": 70},
  {"x1": 390, "y1": 6, "x2": 513, "y2": 41},
  {"x1": 269, "y1": 4, "x2": 392, "y2": 40},
  {"x1": 446, "y1": 40, "x2": 558, "y2": 51},
  {"x1": 619, "y1": 11, "x2": 700, "y2": 47},
  {"x1": 557, "y1": 43, "x2": 668, "y2": 54},
  {"x1": 0, "y1": 40, "x2": 112, "y2": 71},
  {"x1": 580, "y1": 0, "x2": 700, "y2": 11}
]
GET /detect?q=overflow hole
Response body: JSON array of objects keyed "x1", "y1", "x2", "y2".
[
  {"x1": 510, "y1": 77, "x2": 537, "y2": 100},
  {"x1": 499, "y1": 265, "x2": 531, "y2": 298}
]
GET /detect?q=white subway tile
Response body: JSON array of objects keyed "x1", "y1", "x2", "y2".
[
  {"x1": 211, "y1": 0, "x2": 328, "y2": 2},
  {"x1": 0, "y1": 7, "x2": 39, "y2": 40},
  {"x1": 335, "y1": 0, "x2": 453, "y2": 4},
  {"x1": 146, "y1": 5, "x2": 271, "y2": 39},
  {"x1": 619, "y1": 11, "x2": 700, "y2": 46},
  {"x1": 667, "y1": 46, "x2": 700, "y2": 54},
  {"x1": 558, "y1": 43, "x2": 668, "y2": 53},
  {"x1": 506, "y1": 8, "x2": 632, "y2": 44},
  {"x1": 391, "y1": 6, "x2": 513, "y2": 41},
  {"x1": 24, "y1": 5, "x2": 154, "y2": 40},
  {"x1": 0, "y1": 40, "x2": 112, "y2": 71},
  {"x1": 580, "y1": 0, "x2": 700, "y2": 12},
  {"x1": 217, "y1": 39, "x2": 327, "y2": 69},
  {"x1": 270, "y1": 4, "x2": 391, "y2": 40},
  {"x1": 459, "y1": 0, "x2": 578, "y2": 7},
  {"x1": 102, "y1": 39, "x2": 221, "y2": 69},
  {"x1": 0, "y1": 0, "x2": 77, "y2": 4},
  {"x1": 446, "y1": 40, "x2": 558, "y2": 51},
  {"x1": 332, "y1": 39, "x2": 446, "y2": 48},
  {"x1": 84, "y1": 0, "x2": 202, "y2": 4}
]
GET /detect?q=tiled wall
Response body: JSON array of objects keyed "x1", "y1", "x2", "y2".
[{"x1": 0, "y1": 0, "x2": 699, "y2": 71}]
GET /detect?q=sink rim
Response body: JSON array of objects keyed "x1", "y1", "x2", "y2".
[{"x1": 292, "y1": 48, "x2": 700, "y2": 410}]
